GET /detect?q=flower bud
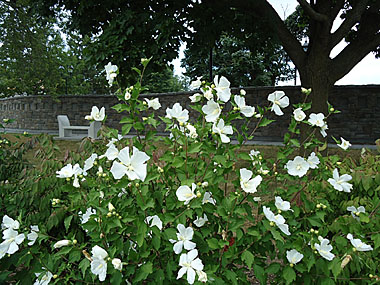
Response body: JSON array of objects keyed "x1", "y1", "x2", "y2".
[
  {"x1": 53, "y1": 274, "x2": 58, "y2": 279},
  {"x1": 314, "y1": 230, "x2": 319, "y2": 234},
  {"x1": 54, "y1": 240, "x2": 71, "y2": 249},
  {"x1": 142, "y1": 117, "x2": 148, "y2": 121},
  {"x1": 316, "y1": 204, "x2": 321, "y2": 209},
  {"x1": 269, "y1": 221, "x2": 275, "y2": 227},
  {"x1": 329, "y1": 107, "x2": 335, "y2": 112},
  {"x1": 202, "y1": 181, "x2": 208, "y2": 187},
  {"x1": 102, "y1": 173, "x2": 107, "y2": 177},
  {"x1": 196, "y1": 191, "x2": 201, "y2": 198},
  {"x1": 107, "y1": 212, "x2": 112, "y2": 217},
  {"x1": 369, "y1": 274, "x2": 374, "y2": 278},
  {"x1": 337, "y1": 161, "x2": 342, "y2": 165},
  {"x1": 135, "y1": 183, "x2": 139, "y2": 187},
  {"x1": 310, "y1": 229, "x2": 315, "y2": 233},
  {"x1": 112, "y1": 258, "x2": 123, "y2": 271},
  {"x1": 52, "y1": 202, "x2": 56, "y2": 206},
  {"x1": 290, "y1": 263, "x2": 294, "y2": 267},
  {"x1": 72, "y1": 239, "x2": 77, "y2": 245}
]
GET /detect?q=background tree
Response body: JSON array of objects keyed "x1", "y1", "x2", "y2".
[{"x1": 183, "y1": 33, "x2": 293, "y2": 86}]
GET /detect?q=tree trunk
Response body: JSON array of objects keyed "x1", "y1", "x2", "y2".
[{"x1": 299, "y1": 51, "x2": 334, "y2": 152}]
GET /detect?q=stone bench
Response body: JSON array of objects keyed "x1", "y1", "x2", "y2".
[{"x1": 57, "y1": 115, "x2": 100, "y2": 139}]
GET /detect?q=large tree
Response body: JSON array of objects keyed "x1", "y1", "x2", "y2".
[{"x1": 239, "y1": 0, "x2": 380, "y2": 116}]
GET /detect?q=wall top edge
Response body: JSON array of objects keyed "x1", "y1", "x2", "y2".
[{"x1": 1, "y1": 85, "x2": 379, "y2": 101}]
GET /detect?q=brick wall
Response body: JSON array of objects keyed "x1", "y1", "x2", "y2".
[{"x1": 0, "y1": 85, "x2": 379, "y2": 144}]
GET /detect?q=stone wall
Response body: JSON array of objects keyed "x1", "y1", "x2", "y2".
[{"x1": 0, "y1": 85, "x2": 379, "y2": 144}]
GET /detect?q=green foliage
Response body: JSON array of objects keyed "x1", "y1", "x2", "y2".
[
  {"x1": 184, "y1": 33, "x2": 294, "y2": 86},
  {"x1": 1, "y1": 61, "x2": 380, "y2": 284}
]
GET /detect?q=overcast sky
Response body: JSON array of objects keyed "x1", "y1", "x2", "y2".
[{"x1": 173, "y1": 0, "x2": 380, "y2": 86}]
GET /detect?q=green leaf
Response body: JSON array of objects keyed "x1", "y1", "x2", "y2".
[
  {"x1": 329, "y1": 258, "x2": 341, "y2": 279},
  {"x1": 266, "y1": 263, "x2": 280, "y2": 274},
  {"x1": 283, "y1": 266, "x2": 296, "y2": 284},
  {"x1": 207, "y1": 238, "x2": 220, "y2": 249},
  {"x1": 188, "y1": 142, "x2": 202, "y2": 153},
  {"x1": 359, "y1": 213, "x2": 369, "y2": 223},
  {"x1": 290, "y1": 139, "x2": 300, "y2": 147},
  {"x1": 241, "y1": 251, "x2": 254, "y2": 269},
  {"x1": 64, "y1": 215, "x2": 73, "y2": 232},
  {"x1": 362, "y1": 176, "x2": 372, "y2": 191},
  {"x1": 134, "y1": 262, "x2": 153, "y2": 282},
  {"x1": 253, "y1": 264, "x2": 266, "y2": 284},
  {"x1": 225, "y1": 270, "x2": 238, "y2": 285},
  {"x1": 258, "y1": 118, "x2": 275, "y2": 128},
  {"x1": 371, "y1": 233, "x2": 380, "y2": 249},
  {"x1": 78, "y1": 258, "x2": 90, "y2": 278},
  {"x1": 238, "y1": 152, "x2": 252, "y2": 161},
  {"x1": 122, "y1": 124, "x2": 133, "y2": 135},
  {"x1": 110, "y1": 270, "x2": 123, "y2": 285},
  {"x1": 172, "y1": 156, "x2": 185, "y2": 168}
]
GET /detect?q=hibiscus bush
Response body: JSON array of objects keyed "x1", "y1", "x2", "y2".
[{"x1": 1, "y1": 58, "x2": 380, "y2": 284}]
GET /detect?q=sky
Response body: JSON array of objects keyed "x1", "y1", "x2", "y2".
[{"x1": 172, "y1": 0, "x2": 380, "y2": 86}]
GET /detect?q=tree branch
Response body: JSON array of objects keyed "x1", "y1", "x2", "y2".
[
  {"x1": 330, "y1": 34, "x2": 380, "y2": 82},
  {"x1": 297, "y1": 0, "x2": 329, "y2": 23},
  {"x1": 329, "y1": 0, "x2": 370, "y2": 49},
  {"x1": 235, "y1": 0, "x2": 306, "y2": 70}
]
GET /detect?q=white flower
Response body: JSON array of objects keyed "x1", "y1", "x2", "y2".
[
  {"x1": 201, "y1": 181, "x2": 208, "y2": 187},
  {"x1": 91, "y1": 245, "x2": 108, "y2": 282},
  {"x1": 234, "y1": 95, "x2": 255, "y2": 117},
  {"x1": 314, "y1": 236, "x2": 335, "y2": 261},
  {"x1": 337, "y1": 137, "x2": 351, "y2": 150},
  {"x1": 110, "y1": 146, "x2": 150, "y2": 181},
  {"x1": 202, "y1": 100, "x2": 221, "y2": 122},
  {"x1": 267, "y1": 91, "x2": 289, "y2": 116},
  {"x1": 1, "y1": 215, "x2": 20, "y2": 230},
  {"x1": 328, "y1": 169, "x2": 352, "y2": 192},
  {"x1": 263, "y1": 206, "x2": 291, "y2": 235},
  {"x1": 214, "y1": 75, "x2": 231, "y2": 102},
  {"x1": 193, "y1": 214, "x2": 208, "y2": 227},
  {"x1": 83, "y1": 153, "x2": 98, "y2": 175},
  {"x1": 186, "y1": 124, "x2": 198, "y2": 139},
  {"x1": 307, "y1": 152, "x2": 320, "y2": 169},
  {"x1": 56, "y1": 163, "x2": 79, "y2": 178},
  {"x1": 79, "y1": 208, "x2": 97, "y2": 224},
  {"x1": 145, "y1": 98, "x2": 161, "y2": 110},
  {"x1": 190, "y1": 77, "x2": 202, "y2": 89},
  {"x1": 102, "y1": 144, "x2": 119, "y2": 161},
  {"x1": 286, "y1": 249, "x2": 304, "y2": 265},
  {"x1": 320, "y1": 123, "x2": 328, "y2": 137},
  {"x1": 285, "y1": 156, "x2": 309, "y2": 177},
  {"x1": 253, "y1": 197, "x2": 261, "y2": 202},
  {"x1": 212, "y1": 119, "x2": 233, "y2": 143},
  {"x1": 293, "y1": 108, "x2": 306, "y2": 122},
  {"x1": 177, "y1": 249, "x2": 204, "y2": 284},
  {"x1": 203, "y1": 87, "x2": 214, "y2": 101},
  {"x1": 27, "y1": 225, "x2": 39, "y2": 246},
  {"x1": 145, "y1": 215, "x2": 163, "y2": 230},
  {"x1": 0, "y1": 229, "x2": 25, "y2": 259},
  {"x1": 170, "y1": 224, "x2": 196, "y2": 254},
  {"x1": 240, "y1": 89, "x2": 246, "y2": 95},
  {"x1": 34, "y1": 271, "x2": 53, "y2": 285},
  {"x1": 166, "y1": 103, "x2": 189, "y2": 123},
  {"x1": 202, "y1": 192, "x2": 216, "y2": 205},
  {"x1": 249, "y1": 149, "x2": 260, "y2": 159},
  {"x1": 176, "y1": 184, "x2": 197, "y2": 205},
  {"x1": 308, "y1": 113, "x2": 325, "y2": 127},
  {"x1": 240, "y1": 168, "x2": 262, "y2": 193},
  {"x1": 112, "y1": 258, "x2": 123, "y2": 271},
  {"x1": 105, "y1": 62, "x2": 118, "y2": 86},
  {"x1": 189, "y1": 93, "x2": 202, "y2": 103},
  {"x1": 90, "y1": 106, "x2": 106, "y2": 122},
  {"x1": 347, "y1": 233, "x2": 373, "y2": 251},
  {"x1": 347, "y1": 206, "x2": 365, "y2": 221},
  {"x1": 53, "y1": 239, "x2": 71, "y2": 249},
  {"x1": 275, "y1": 196, "x2": 293, "y2": 212}
]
